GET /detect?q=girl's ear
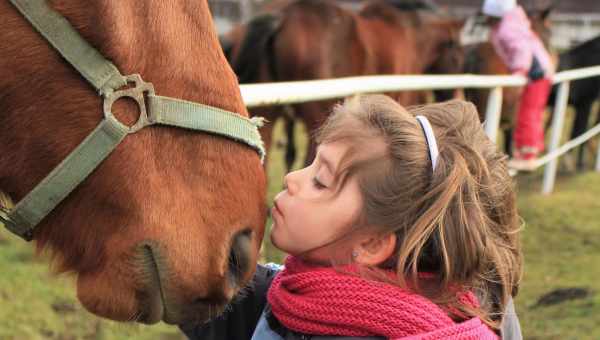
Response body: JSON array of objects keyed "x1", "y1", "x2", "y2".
[{"x1": 354, "y1": 232, "x2": 397, "y2": 266}]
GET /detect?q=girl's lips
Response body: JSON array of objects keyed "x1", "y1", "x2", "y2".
[
  {"x1": 270, "y1": 206, "x2": 279, "y2": 222},
  {"x1": 272, "y1": 200, "x2": 283, "y2": 219}
]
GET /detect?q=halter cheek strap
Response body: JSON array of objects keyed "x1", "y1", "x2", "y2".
[{"x1": 415, "y1": 116, "x2": 439, "y2": 171}]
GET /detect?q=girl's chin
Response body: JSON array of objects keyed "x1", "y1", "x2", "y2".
[
  {"x1": 269, "y1": 227, "x2": 296, "y2": 255},
  {"x1": 269, "y1": 224, "x2": 284, "y2": 249}
]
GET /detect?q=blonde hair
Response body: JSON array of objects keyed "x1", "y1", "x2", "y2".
[{"x1": 316, "y1": 95, "x2": 522, "y2": 329}]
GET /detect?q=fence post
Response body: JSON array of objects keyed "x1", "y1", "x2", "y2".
[
  {"x1": 484, "y1": 86, "x2": 503, "y2": 143},
  {"x1": 542, "y1": 81, "x2": 570, "y2": 195}
]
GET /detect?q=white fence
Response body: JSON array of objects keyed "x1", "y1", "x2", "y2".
[{"x1": 239, "y1": 66, "x2": 600, "y2": 194}]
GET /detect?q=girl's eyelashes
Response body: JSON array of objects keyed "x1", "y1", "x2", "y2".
[{"x1": 312, "y1": 177, "x2": 327, "y2": 189}]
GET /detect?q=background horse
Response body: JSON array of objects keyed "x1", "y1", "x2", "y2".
[
  {"x1": 228, "y1": 0, "x2": 464, "y2": 170},
  {"x1": 464, "y1": 6, "x2": 554, "y2": 154},
  {"x1": 548, "y1": 35, "x2": 600, "y2": 169},
  {"x1": 220, "y1": 13, "x2": 289, "y2": 169},
  {"x1": 0, "y1": 0, "x2": 265, "y2": 325}
]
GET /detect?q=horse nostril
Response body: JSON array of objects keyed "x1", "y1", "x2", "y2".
[{"x1": 228, "y1": 229, "x2": 253, "y2": 286}]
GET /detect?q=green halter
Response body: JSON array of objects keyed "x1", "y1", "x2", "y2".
[{"x1": 0, "y1": 0, "x2": 265, "y2": 241}]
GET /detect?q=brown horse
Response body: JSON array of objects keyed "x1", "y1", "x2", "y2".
[
  {"x1": 464, "y1": 6, "x2": 555, "y2": 153},
  {"x1": 0, "y1": 0, "x2": 265, "y2": 325},
  {"x1": 226, "y1": 0, "x2": 465, "y2": 170}
]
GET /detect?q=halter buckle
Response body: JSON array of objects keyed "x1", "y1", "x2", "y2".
[{"x1": 103, "y1": 74, "x2": 155, "y2": 133}]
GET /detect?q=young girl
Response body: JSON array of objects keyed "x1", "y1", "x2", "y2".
[
  {"x1": 482, "y1": 0, "x2": 555, "y2": 163},
  {"x1": 181, "y1": 95, "x2": 523, "y2": 339}
]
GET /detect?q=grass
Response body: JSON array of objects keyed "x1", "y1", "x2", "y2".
[
  {"x1": 514, "y1": 172, "x2": 600, "y2": 340},
  {"x1": 0, "y1": 230, "x2": 184, "y2": 340},
  {"x1": 1, "y1": 117, "x2": 599, "y2": 339}
]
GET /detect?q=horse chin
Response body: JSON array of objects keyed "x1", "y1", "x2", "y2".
[
  {"x1": 138, "y1": 285, "x2": 229, "y2": 325},
  {"x1": 77, "y1": 243, "x2": 239, "y2": 325},
  {"x1": 75, "y1": 246, "x2": 167, "y2": 324},
  {"x1": 76, "y1": 271, "x2": 142, "y2": 323},
  {"x1": 136, "y1": 284, "x2": 225, "y2": 325},
  {"x1": 135, "y1": 245, "x2": 166, "y2": 324},
  {"x1": 135, "y1": 280, "x2": 165, "y2": 324},
  {"x1": 135, "y1": 244, "x2": 230, "y2": 325},
  {"x1": 77, "y1": 267, "x2": 234, "y2": 325},
  {"x1": 161, "y1": 301, "x2": 228, "y2": 325}
]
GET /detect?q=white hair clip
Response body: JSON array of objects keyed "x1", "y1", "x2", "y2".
[{"x1": 415, "y1": 116, "x2": 439, "y2": 171}]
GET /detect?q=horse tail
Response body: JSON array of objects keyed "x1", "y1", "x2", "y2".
[{"x1": 233, "y1": 14, "x2": 281, "y2": 84}]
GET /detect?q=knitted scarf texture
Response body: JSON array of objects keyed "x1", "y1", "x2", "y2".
[{"x1": 267, "y1": 256, "x2": 498, "y2": 340}]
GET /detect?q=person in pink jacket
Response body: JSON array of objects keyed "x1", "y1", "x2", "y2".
[{"x1": 483, "y1": 0, "x2": 554, "y2": 161}]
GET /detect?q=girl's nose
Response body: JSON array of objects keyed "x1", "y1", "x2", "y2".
[{"x1": 283, "y1": 171, "x2": 300, "y2": 195}]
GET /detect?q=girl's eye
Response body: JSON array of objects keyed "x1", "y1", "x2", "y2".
[{"x1": 312, "y1": 177, "x2": 327, "y2": 189}]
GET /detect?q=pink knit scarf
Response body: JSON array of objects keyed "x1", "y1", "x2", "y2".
[{"x1": 267, "y1": 256, "x2": 498, "y2": 340}]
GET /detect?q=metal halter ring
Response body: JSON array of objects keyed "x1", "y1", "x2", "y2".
[{"x1": 103, "y1": 74, "x2": 156, "y2": 133}]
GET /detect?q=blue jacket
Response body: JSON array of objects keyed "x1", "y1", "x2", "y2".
[{"x1": 180, "y1": 264, "x2": 522, "y2": 340}]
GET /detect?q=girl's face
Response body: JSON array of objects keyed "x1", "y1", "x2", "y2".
[{"x1": 270, "y1": 141, "x2": 364, "y2": 264}]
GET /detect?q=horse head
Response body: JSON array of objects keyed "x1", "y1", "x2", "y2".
[
  {"x1": 0, "y1": 0, "x2": 266, "y2": 325},
  {"x1": 426, "y1": 19, "x2": 467, "y2": 76}
]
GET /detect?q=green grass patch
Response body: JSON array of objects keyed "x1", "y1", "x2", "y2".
[
  {"x1": 514, "y1": 172, "x2": 600, "y2": 340},
  {"x1": 0, "y1": 231, "x2": 184, "y2": 340}
]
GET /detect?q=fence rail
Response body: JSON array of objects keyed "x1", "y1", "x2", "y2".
[{"x1": 239, "y1": 66, "x2": 600, "y2": 194}]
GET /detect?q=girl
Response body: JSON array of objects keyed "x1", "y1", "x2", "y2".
[
  {"x1": 181, "y1": 95, "x2": 523, "y2": 339},
  {"x1": 482, "y1": 0, "x2": 555, "y2": 163}
]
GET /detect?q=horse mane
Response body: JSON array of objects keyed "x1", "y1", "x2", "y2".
[
  {"x1": 386, "y1": 0, "x2": 441, "y2": 12},
  {"x1": 360, "y1": 0, "x2": 446, "y2": 26},
  {"x1": 233, "y1": 14, "x2": 281, "y2": 83}
]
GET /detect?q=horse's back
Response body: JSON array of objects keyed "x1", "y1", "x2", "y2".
[
  {"x1": 559, "y1": 36, "x2": 600, "y2": 103},
  {"x1": 273, "y1": 0, "x2": 361, "y2": 80}
]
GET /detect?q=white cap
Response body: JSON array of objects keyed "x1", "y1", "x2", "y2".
[{"x1": 482, "y1": 0, "x2": 517, "y2": 18}]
